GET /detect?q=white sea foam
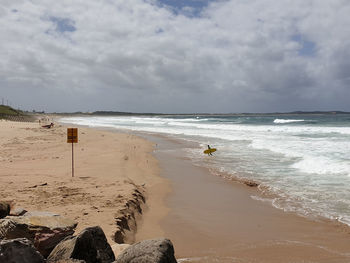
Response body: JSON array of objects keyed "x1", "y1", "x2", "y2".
[
  {"x1": 292, "y1": 156, "x2": 350, "y2": 176},
  {"x1": 274, "y1": 118, "x2": 305, "y2": 124},
  {"x1": 61, "y1": 116, "x2": 350, "y2": 136},
  {"x1": 250, "y1": 195, "x2": 274, "y2": 204},
  {"x1": 60, "y1": 115, "x2": 350, "y2": 226}
]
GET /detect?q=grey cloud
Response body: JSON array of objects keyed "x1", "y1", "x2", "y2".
[{"x1": 0, "y1": 0, "x2": 350, "y2": 113}]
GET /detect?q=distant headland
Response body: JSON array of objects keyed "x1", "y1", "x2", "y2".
[{"x1": 2, "y1": 105, "x2": 350, "y2": 118}]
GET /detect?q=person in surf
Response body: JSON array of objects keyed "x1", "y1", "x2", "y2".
[{"x1": 207, "y1": 145, "x2": 213, "y2": 156}]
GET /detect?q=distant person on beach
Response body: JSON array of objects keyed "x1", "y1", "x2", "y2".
[{"x1": 42, "y1": 122, "x2": 54, "y2": 129}]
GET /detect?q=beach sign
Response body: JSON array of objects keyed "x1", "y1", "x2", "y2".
[
  {"x1": 67, "y1": 128, "x2": 78, "y2": 177},
  {"x1": 67, "y1": 128, "x2": 78, "y2": 143}
]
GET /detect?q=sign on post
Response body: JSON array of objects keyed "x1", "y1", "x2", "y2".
[
  {"x1": 67, "y1": 128, "x2": 78, "y2": 143},
  {"x1": 67, "y1": 128, "x2": 78, "y2": 177}
]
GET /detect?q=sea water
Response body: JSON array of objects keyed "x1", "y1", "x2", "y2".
[{"x1": 60, "y1": 114, "x2": 350, "y2": 225}]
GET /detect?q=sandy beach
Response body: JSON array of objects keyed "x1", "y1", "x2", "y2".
[
  {"x1": 1, "y1": 119, "x2": 350, "y2": 262},
  {"x1": 0, "y1": 119, "x2": 169, "y2": 246}
]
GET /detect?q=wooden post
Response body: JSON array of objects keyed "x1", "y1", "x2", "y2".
[
  {"x1": 67, "y1": 128, "x2": 78, "y2": 178},
  {"x1": 72, "y1": 141, "x2": 74, "y2": 177}
]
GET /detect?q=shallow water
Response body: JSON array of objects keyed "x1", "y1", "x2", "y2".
[
  {"x1": 136, "y1": 133, "x2": 350, "y2": 263},
  {"x1": 60, "y1": 114, "x2": 350, "y2": 225}
]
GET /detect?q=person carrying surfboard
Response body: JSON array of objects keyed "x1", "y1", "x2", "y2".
[
  {"x1": 203, "y1": 145, "x2": 217, "y2": 155},
  {"x1": 207, "y1": 145, "x2": 213, "y2": 156}
]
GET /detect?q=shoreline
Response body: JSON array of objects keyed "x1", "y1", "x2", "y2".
[
  {"x1": 135, "y1": 132, "x2": 350, "y2": 262},
  {"x1": 58, "y1": 113, "x2": 350, "y2": 229},
  {"x1": 137, "y1": 131, "x2": 350, "y2": 227}
]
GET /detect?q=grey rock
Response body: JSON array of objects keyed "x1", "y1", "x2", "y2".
[
  {"x1": 115, "y1": 238, "x2": 177, "y2": 263},
  {"x1": 111, "y1": 244, "x2": 130, "y2": 258},
  {"x1": 47, "y1": 226, "x2": 115, "y2": 263},
  {"x1": 0, "y1": 238, "x2": 45, "y2": 263},
  {"x1": 53, "y1": 260, "x2": 86, "y2": 263},
  {"x1": 0, "y1": 211, "x2": 77, "y2": 257},
  {"x1": 9, "y1": 207, "x2": 27, "y2": 216},
  {"x1": 0, "y1": 202, "x2": 10, "y2": 219}
]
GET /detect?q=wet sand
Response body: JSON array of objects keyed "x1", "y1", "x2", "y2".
[{"x1": 136, "y1": 134, "x2": 350, "y2": 263}]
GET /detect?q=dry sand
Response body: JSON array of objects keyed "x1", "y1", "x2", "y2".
[{"x1": 0, "y1": 119, "x2": 169, "y2": 245}]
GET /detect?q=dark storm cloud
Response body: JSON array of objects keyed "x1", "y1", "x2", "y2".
[{"x1": 0, "y1": 0, "x2": 350, "y2": 113}]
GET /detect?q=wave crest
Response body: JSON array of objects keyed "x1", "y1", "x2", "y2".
[{"x1": 274, "y1": 119, "x2": 305, "y2": 124}]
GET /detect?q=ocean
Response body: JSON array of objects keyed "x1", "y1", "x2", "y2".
[{"x1": 60, "y1": 114, "x2": 350, "y2": 226}]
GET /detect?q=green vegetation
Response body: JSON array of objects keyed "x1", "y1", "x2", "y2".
[
  {"x1": 0, "y1": 105, "x2": 36, "y2": 122},
  {"x1": 0, "y1": 105, "x2": 21, "y2": 115}
]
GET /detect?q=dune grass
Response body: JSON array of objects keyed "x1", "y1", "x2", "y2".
[{"x1": 0, "y1": 105, "x2": 21, "y2": 116}]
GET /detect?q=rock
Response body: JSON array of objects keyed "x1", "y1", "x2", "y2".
[
  {"x1": 9, "y1": 207, "x2": 27, "y2": 216},
  {"x1": 53, "y1": 260, "x2": 86, "y2": 263},
  {"x1": 111, "y1": 243, "x2": 131, "y2": 258},
  {"x1": 0, "y1": 202, "x2": 10, "y2": 219},
  {"x1": 0, "y1": 211, "x2": 77, "y2": 257},
  {"x1": 0, "y1": 238, "x2": 45, "y2": 263},
  {"x1": 47, "y1": 226, "x2": 115, "y2": 263},
  {"x1": 244, "y1": 180, "x2": 259, "y2": 187},
  {"x1": 115, "y1": 238, "x2": 177, "y2": 263}
]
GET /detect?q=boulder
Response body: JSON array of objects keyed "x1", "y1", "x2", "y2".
[
  {"x1": 10, "y1": 207, "x2": 27, "y2": 216},
  {"x1": 115, "y1": 238, "x2": 177, "y2": 263},
  {"x1": 0, "y1": 238, "x2": 45, "y2": 263},
  {"x1": 53, "y1": 260, "x2": 86, "y2": 263},
  {"x1": 0, "y1": 211, "x2": 77, "y2": 257},
  {"x1": 47, "y1": 226, "x2": 115, "y2": 263},
  {"x1": 0, "y1": 202, "x2": 10, "y2": 219}
]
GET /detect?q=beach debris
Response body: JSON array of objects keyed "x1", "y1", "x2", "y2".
[
  {"x1": 9, "y1": 207, "x2": 27, "y2": 216},
  {"x1": 47, "y1": 226, "x2": 115, "y2": 263},
  {"x1": 115, "y1": 238, "x2": 177, "y2": 263},
  {"x1": 0, "y1": 202, "x2": 10, "y2": 219},
  {"x1": 0, "y1": 238, "x2": 45, "y2": 263},
  {"x1": 0, "y1": 211, "x2": 77, "y2": 257},
  {"x1": 28, "y1": 182, "x2": 48, "y2": 188},
  {"x1": 243, "y1": 180, "x2": 259, "y2": 187}
]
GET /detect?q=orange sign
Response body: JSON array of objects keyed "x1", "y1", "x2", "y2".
[{"x1": 67, "y1": 128, "x2": 78, "y2": 143}]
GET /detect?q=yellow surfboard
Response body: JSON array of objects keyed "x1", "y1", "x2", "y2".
[{"x1": 203, "y1": 148, "x2": 217, "y2": 154}]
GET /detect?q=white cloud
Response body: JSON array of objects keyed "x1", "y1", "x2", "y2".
[{"x1": 0, "y1": 0, "x2": 349, "y2": 113}]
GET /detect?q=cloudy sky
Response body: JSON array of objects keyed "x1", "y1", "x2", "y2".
[{"x1": 1, "y1": 0, "x2": 350, "y2": 113}]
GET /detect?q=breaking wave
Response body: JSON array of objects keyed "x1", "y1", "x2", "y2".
[{"x1": 273, "y1": 119, "x2": 305, "y2": 124}]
